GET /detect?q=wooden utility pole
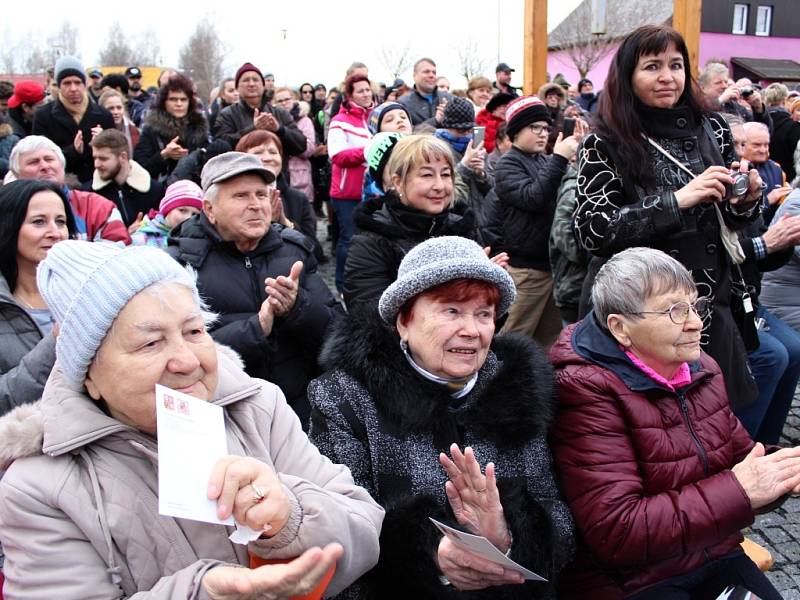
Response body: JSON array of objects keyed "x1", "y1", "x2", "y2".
[
  {"x1": 523, "y1": 0, "x2": 548, "y2": 95},
  {"x1": 672, "y1": 0, "x2": 703, "y2": 75}
]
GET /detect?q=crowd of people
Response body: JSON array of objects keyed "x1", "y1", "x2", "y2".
[{"x1": 1, "y1": 22, "x2": 800, "y2": 599}]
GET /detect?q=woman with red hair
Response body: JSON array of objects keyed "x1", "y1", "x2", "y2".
[{"x1": 309, "y1": 235, "x2": 575, "y2": 599}]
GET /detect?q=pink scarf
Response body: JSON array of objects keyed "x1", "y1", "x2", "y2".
[{"x1": 623, "y1": 348, "x2": 692, "y2": 392}]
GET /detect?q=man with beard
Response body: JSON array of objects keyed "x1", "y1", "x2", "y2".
[
  {"x1": 32, "y1": 56, "x2": 115, "y2": 184},
  {"x1": 88, "y1": 129, "x2": 164, "y2": 228},
  {"x1": 87, "y1": 69, "x2": 103, "y2": 102},
  {"x1": 212, "y1": 62, "x2": 305, "y2": 156},
  {"x1": 126, "y1": 66, "x2": 153, "y2": 113}
]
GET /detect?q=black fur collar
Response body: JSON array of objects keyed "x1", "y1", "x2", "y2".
[
  {"x1": 319, "y1": 310, "x2": 555, "y2": 445},
  {"x1": 144, "y1": 107, "x2": 209, "y2": 150}
]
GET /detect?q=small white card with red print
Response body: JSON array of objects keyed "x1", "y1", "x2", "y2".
[
  {"x1": 156, "y1": 384, "x2": 234, "y2": 526},
  {"x1": 429, "y1": 517, "x2": 547, "y2": 581}
]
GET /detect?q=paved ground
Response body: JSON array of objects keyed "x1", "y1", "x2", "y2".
[{"x1": 315, "y1": 220, "x2": 800, "y2": 597}]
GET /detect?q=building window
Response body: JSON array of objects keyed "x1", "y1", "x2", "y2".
[
  {"x1": 755, "y1": 5, "x2": 773, "y2": 36},
  {"x1": 732, "y1": 3, "x2": 749, "y2": 34}
]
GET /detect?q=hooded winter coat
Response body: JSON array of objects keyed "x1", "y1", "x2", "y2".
[
  {"x1": 328, "y1": 101, "x2": 371, "y2": 201},
  {"x1": 0, "y1": 348, "x2": 383, "y2": 599},
  {"x1": 549, "y1": 316, "x2": 758, "y2": 599},
  {"x1": 343, "y1": 192, "x2": 477, "y2": 311},
  {"x1": 308, "y1": 311, "x2": 575, "y2": 599},
  {"x1": 0, "y1": 273, "x2": 55, "y2": 415},
  {"x1": 167, "y1": 215, "x2": 339, "y2": 426}
]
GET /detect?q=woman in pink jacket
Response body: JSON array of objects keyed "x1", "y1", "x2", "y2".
[{"x1": 328, "y1": 73, "x2": 373, "y2": 293}]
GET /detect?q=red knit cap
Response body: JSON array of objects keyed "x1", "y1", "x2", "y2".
[{"x1": 504, "y1": 95, "x2": 551, "y2": 139}]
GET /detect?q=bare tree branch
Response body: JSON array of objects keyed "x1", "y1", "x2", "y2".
[
  {"x1": 457, "y1": 39, "x2": 489, "y2": 82},
  {"x1": 378, "y1": 44, "x2": 412, "y2": 81},
  {"x1": 98, "y1": 22, "x2": 134, "y2": 66},
  {"x1": 132, "y1": 29, "x2": 161, "y2": 66},
  {"x1": 179, "y1": 18, "x2": 227, "y2": 108}
]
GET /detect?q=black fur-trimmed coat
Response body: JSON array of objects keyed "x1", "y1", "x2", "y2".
[
  {"x1": 308, "y1": 311, "x2": 575, "y2": 599},
  {"x1": 134, "y1": 107, "x2": 209, "y2": 180}
]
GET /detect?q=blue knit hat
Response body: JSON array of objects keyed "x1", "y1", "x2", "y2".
[
  {"x1": 378, "y1": 236, "x2": 516, "y2": 324},
  {"x1": 368, "y1": 101, "x2": 411, "y2": 135},
  {"x1": 37, "y1": 240, "x2": 199, "y2": 389}
]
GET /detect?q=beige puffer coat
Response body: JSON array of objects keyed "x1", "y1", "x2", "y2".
[{"x1": 0, "y1": 348, "x2": 383, "y2": 599}]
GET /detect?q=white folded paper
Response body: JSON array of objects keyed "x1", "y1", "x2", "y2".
[{"x1": 429, "y1": 517, "x2": 547, "y2": 581}]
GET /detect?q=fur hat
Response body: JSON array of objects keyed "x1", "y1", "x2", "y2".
[
  {"x1": 441, "y1": 96, "x2": 475, "y2": 130},
  {"x1": 235, "y1": 63, "x2": 264, "y2": 88},
  {"x1": 485, "y1": 93, "x2": 515, "y2": 114},
  {"x1": 378, "y1": 236, "x2": 516, "y2": 324},
  {"x1": 37, "y1": 241, "x2": 198, "y2": 389},
  {"x1": 54, "y1": 56, "x2": 86, "y2": 86},
  {"x1": 505, "y1": 96, "x2": 551, "y2": 139}
]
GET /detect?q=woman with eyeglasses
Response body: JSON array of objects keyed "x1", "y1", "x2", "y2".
[
  {"x1": 491, "y1": 95, "x2": 586, "y2": 349},
  {"x1": 573, "y1": 25, "x2": 764, "y2": 412},
  {"x1": 272, "y1": 87, "x2": 316, "y2": 203},
  {"x1": 550, "y1": 247, "x2": 793, "y2": 600}
]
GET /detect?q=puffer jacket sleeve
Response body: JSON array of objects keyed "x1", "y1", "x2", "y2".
[
  {"x1": 550, "y1": 368, "x2": 754, "y2": 569},
  {"x1": 0, "y1": 466, "x2": 223, "y2": 600},
  {"x1": 342, "y1": 233, "x2": 396, "y2": 310},
  {"x1": 494, "y1": 150, "x2": 568, "y2": 214},
  {"x1": 248, "y1": 382, "x2": 383, "y2": 596},
  {"x1": 574, "y1": 133, "x2": 684, "y2": 256},
  {"x1": 0, "y1": 335, "x2": 56, "y2": 415}
]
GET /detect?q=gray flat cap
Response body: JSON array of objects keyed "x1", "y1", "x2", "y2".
[
  {"x1": 200, "y1": 151, "x2": 276, "y2": 192},
  {"x1": 378, "y1": 236, "x2": 516, "y2": 324}
]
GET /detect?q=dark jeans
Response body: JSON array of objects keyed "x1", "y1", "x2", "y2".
[
  {"x1": 627, "y1": 551, "x2": 782, "y2": 599},
  {"x1": 738, "y1": 306, "x2": 800, "y2": 443},
  {"x1": 332, "y1": 198, "x2": 358, "y2": 294}
]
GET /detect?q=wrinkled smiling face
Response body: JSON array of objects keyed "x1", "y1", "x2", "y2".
[
  {"x1": 396, "y1": 294, "x2": 495, "y2": 379},
  {"x1": 85, "y1": 283, "x2": 219, "y2": 436}
]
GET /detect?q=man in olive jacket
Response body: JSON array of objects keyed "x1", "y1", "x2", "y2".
[
  {"x1": 167, "y1": 152, "x2": 340, "y2": 428},
  {"x1": 213, "y1": 62, "x2": 306, "y2": 157}
]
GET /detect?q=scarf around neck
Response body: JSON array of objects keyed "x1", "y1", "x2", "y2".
[
  {"x1": 435, "y1": 129, "x2": 472, "y2": 155},
  {"x1": 59, "y1": 92, "x2": 89, "y2": 123}
]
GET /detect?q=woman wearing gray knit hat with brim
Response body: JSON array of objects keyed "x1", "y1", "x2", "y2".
[
  {"x1": 0, "y1": 240, "x2": 383, "y2": 599},
  {"x1": 309, "y1": 235, "x2": 575, "y2": 599}
]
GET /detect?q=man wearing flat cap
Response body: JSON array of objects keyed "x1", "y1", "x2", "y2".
[
  {"x1": 212, "y1": 62, "x2": 306, "y2": 160},
  {"x1": 493, "y1": 63, "x2": 519, "y2": 99},
  {"x1": 32, "y1": 56, "x2": 115, "y2": 184},
  {"x1": 167, "y1": 152, "x2": 339, "y2": 428}
]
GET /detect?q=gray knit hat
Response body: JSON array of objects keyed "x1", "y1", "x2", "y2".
[
  {"x1": 378, "y1": 236, "x2": 516, "y2": 324},
  {"x1": 37, "y1": 240, "x2": 198, "y2": 389},
  {"x1": 54, "y1": 55, "x2": 86, "y2": 85}
]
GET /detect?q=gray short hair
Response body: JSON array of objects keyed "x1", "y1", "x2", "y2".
[
  {"x1": 764, "y1": 83, "x2": 789, "y2": 107},
  {"x1": 9, "y1": 135, "x2": 65, "y2": 176},
  {"x1": 743, "y1": 121, "x2": 770, "y2": 138},
  {"x1": 698, "y1": 63, "x2": 729, "y2": 88},
  {"x1": 204, "y1": 183, "x2": 220, "y2": 203},
  {"x1": 592, "y1": 248, "x2": 696, "y2": 329}
]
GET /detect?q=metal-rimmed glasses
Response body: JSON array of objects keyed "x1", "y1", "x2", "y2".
[
  {"x1": 627, "y1": 297, "x2": 711, "y2": 325},
  {"x1": 528, "y1": 123, "x2": 552, "y2": 135}
]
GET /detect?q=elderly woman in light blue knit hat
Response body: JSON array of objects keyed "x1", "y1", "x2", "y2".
[
  {"x1": 308, "y1": 235, "x2": 575, "y2": 599},
  {"x1": 0, "y1": 240, "x2": 383, "y2": 599}
]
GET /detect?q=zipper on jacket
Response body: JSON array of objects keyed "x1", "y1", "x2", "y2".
[
  {"x1": 244, "y1": 257, "x2": 252, "y2": 269},
  {"x1": 676, "y1": 390, "x2": 709, "y2": 477},
  {"x1": 118, "y1": 190, "x2": 130, "y2": 224}
]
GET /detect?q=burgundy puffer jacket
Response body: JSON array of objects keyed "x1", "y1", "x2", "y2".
[{"x1": 549, "y1": 316, "x2": 756, "y2": 599}]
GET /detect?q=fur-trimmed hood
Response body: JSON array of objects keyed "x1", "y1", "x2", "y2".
[
  {"x1": 318, "y1": 309, "x2": 555, "y2": 445},
  {"x1": 0, "y1": 344, "x2": 246, "y2": 467},
  {"x1": 92, "y1": 159, "x2": 152, "y2": 192},
  {"x1": 143, "y1": 107, "x2": 209, "y2": 151}
]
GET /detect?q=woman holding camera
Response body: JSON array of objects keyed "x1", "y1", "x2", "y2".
[{"x1": 574, "y1": 25, "x2": 764, "y2": 410}]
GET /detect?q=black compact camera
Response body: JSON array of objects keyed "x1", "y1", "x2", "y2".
[
  {"x1": 740, "y1": 86, "x2": 754, "y2": 98},
  {"x1": 724, "y1": 171, "x2": 750, "y2": 202}
]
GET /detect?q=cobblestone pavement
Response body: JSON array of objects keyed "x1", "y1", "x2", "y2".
[{"x1": 314, "y1": 219, "x2": 800, "y2": 597}]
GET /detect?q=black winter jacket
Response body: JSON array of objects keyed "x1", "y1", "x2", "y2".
[
  {"x1": 167, "y1": 215, "x2": 340, "y2": 426},
  {"x1": 134, "y1": 108, "x2": 209, "y2": 181},
  {"x1": 343, "y1": 192, "x2": 477, "y2": 311},
  {"x1": 86, "y1": 161, "x2": 164, "y2": 226},
  {"x1": 493, "y1": 147, "x2": 569, "y2": 270},
  {"x1": 32, "y1": 97, "x2": 115, "y2": 183},
  {"x1": 768, "y1": 107, "x2": 800, "y2": 183},
  {"x1": 308, "y1": 310, "x2": 575, "y2": 599},
  {"x1": 212, "y1": 97, "x2": 306, "y2": 157}
]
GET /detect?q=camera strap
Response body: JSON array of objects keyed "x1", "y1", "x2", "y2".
[{"x1": 643, "y1": 135, "x2": 746, "y2": 265}]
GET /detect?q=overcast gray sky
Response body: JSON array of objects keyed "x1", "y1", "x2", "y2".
[{"x1": 3, "y1": 0, "x2": 581, "y2": 88}]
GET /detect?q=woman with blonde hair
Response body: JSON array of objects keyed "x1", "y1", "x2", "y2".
[
  {"x1": 466, "y1": 76, "x2": 493, "y2": 111},
  {"x1": 98, "y1": 89, "x2": 140, "y2": 155}
]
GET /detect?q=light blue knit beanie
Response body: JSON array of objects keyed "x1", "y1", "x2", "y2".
[{"x1": 37, "y1": 240, "x2": 198, "y2": 389}]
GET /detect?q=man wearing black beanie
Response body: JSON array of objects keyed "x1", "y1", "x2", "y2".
[
  {"x1": 32, "y1": 56, "x2": 115, "y2": 184},
  {"x1": 490, "y1": 95, "x2": 585, "y2": 348}
]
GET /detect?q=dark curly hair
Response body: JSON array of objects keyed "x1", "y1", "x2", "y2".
[{"x1": 155, "y1": 73, "x2": 198, "y2": 116}]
